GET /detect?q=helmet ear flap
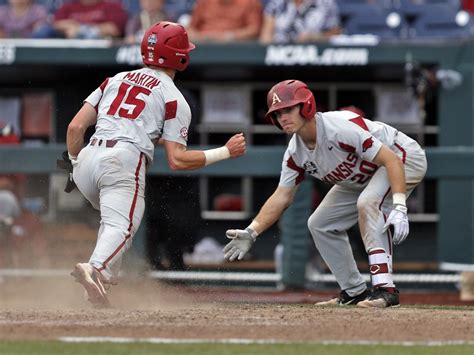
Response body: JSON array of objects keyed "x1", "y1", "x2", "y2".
[
  {"x1": 270, "y1": 115, "x2": 283, "y2": 130},
  {"x1": 301, "y1": 99, "x2": 313, "y2": 119},
  {"x1": 299, "y1": 91, "x2": 316, "y2": 120}
]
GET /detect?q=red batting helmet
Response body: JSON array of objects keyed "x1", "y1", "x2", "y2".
[
  {"x1": 265, "y1": 80, "x2": 316, "y2": 129},
  {"x1": 0, "y1": 122, "x2": 19, "y2": 144},
  {"x1": 141, "y1": 21, "x2": 195, "y2": 72}
]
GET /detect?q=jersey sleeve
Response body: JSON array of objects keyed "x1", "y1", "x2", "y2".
[
  {"x1": 160, "y1": 90, "x2": 191, "y2": 146},
  {"x1": 84, "y1": 78, "x2": 109, "y2": 112},
  {"x1": 334, "y1": 116, "x2": 383, "y2": 162},
  {"x1": 278, "y1": 147, "x2": 306, "y2": 187}
]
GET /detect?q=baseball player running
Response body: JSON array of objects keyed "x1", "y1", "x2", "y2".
[
  {"x1": 223, "y1": 80, "x2": 427, "y2": 308},
  {"x1": 66, "y1": 21, "x2": 246, "y2": 307}
]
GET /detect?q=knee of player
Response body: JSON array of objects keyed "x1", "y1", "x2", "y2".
[
  {"x1": 356, "y1": 194, "x2": 380, "y2": 214},
  {"x1": 307, "y1": 212, "x2": 327, "y2": 234}
]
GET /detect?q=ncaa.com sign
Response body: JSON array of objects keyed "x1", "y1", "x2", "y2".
[
  {"x1": 116, "y1": 45, "x2": 142, "y2": 65},
  {"x1": 265, "y1": 45, "x2": 368, "y2": 66}
]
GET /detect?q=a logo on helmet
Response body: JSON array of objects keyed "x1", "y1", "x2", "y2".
[
  {"x1": 148, "y1": 34, "x2": 157, "y2": 47},
  {"x1": 272, "y1": 93, "x2": 282, "y2": 105}
]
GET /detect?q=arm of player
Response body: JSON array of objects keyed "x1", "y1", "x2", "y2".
[
  {"x1": 163, "y1": 133, "x2": 246, "y2": 171},
  {"x1": 373, "y1": 145, "x2": 409, "y2": 245},
  {"x1": 67, "y1": 102, "x2": 98, "y2": 160},
  {"x1": 224, "y1": 185, "x2": 298, "y2": 261}
]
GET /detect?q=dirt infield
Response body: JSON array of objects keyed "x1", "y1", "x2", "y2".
[{"x1": 0, "y1": 277, "x2": 473, "y2": 342}]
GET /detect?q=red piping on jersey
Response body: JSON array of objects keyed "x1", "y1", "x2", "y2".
[
  {"x1": 165, "y1": 100, "x2": 178, "y2": 120},
  {"x1": 394, "y1": 143, "x2": 406, "y2": 163},
  {"x1": 98, "y1": 153, "x2": 144, "y2": 273},
  {"x1": 99, "y1": 78, "x2": 110, "y2": 92},
  {"x1": 338, "y1": 142, "x2": 356, "y2": 153},
  {"x1": 287, "y1": 156, "x2": 305, "y2": 185},
  {"x1": 349, "y1": 116, "x2": 369, "y2": 131},
  {"x1": 93, "y1": 77, "x2": 110, "y2": 113}
]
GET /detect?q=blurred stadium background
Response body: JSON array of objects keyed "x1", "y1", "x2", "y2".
[{"x1": 0, "y1": 0, "x2": 473, "y2": 302}]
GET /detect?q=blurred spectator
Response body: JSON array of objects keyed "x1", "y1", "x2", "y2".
[
  {"x1": 125, "y1": 0, "x2": 169, "y2": 43},
  {"x1": 260, "y1": 0, "x2": 342, "y2": 44},
  {"x1": 463, "y1": 0, "x2": 474, "y2": 14},
  {"x1": 0, "y1": 0, "x2": 48, "y2": 38},
  {"x1": 35, "y1": 0, "x2": 128, "y2": 39},
  {"x1": 164, "y1": 0, "x2": 195, "y2": 24},
  {"x1": 187, "y1": 0, "x2": 263, "y2": 43}
]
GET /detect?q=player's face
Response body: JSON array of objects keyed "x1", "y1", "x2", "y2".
[{"x1": 274, "y1": 105, "x2": 304, "y2": 134}]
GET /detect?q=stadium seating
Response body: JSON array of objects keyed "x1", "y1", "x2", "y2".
[
  {"x1": 164, "y1": 0, "x2": 196, "y2": 21},
  {"x1": 344, "y1": 7, "x2": 408, "y2": 38},
  {"x1": 393, "y1": 0, "x2": 461, "y2": 17},
  {"x1": 411, "y1": 5, "x2": 474, "y2": 38},
  {"x1": 337, "y1": 0, "x2": 392, "y2": 24}
]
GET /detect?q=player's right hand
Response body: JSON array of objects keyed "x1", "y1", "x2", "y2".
[
  {"x1": 225, "y1": 133, "x2": 246, "y2": 158},
  {"x1": 383, "y1": 204, "x2": 409, "y2": 245},
  {"x1": 223, "y1": 228, "x2": 255, "y2": 261}
]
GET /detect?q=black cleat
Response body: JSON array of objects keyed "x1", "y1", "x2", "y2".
[
  {"x1": 315, "y1": 289, "x2": 370, "y2": 306},
  {"x1": 358, "y1": 287, "x2": 400, "y2": 308}
]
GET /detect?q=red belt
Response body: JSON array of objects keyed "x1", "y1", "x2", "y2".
[{"x1": 90, "y1": 138, "x2": 117, "y2": 148}]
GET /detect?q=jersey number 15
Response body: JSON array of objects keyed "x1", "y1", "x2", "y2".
[{"x1": 107, "y1": 83, "x2": 151, "y2": 120}]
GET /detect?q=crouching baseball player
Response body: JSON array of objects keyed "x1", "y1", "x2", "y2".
[
  {"x1": 65, "y1": 22, "x2": 246, "y2": 307},
  {"x1": 223, "y1": 80, "x2": 427, "y2": 308}
]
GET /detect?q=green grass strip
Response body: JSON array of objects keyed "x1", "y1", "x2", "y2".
[{"x1": 0, "y1": 341, "x2": 473, "y2": 355}]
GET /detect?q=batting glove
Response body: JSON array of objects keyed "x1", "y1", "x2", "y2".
[
  {"x1": 56, "y1": 150, "x2": 77, "y2": 193},
  {"x1": 223, "y1": 228, "x2": 256, "y2": 261},
  {"x1": 383, "y1": 204, "x2": 409, "y2": 245}
]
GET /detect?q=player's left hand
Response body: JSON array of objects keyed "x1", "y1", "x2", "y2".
[
  {"x1": 383, "y1": 204, "x2": 409, "y2": 245},
  {"x1": 223, "y1": 228, "x2": 256, "y2": 261},
  {"x1": 56, "y1": 150, "x2": 77, "y2": 193}
]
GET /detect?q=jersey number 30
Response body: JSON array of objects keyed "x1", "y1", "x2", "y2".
[{"x1": 107, "y1": 83, "x2": 151, "y2": 120}]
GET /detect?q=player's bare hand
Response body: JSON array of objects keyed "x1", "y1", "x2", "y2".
[{"x1": 225, "y1": 133, "x2": 246, "y2": 158}]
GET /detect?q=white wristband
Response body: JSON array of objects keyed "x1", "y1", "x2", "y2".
[
  {"x1": 204, "y1": 146, "x2": 230, "y2": 166},
  {"x1": 392, "y1": 192, "x2": 406, "y2": 206}
]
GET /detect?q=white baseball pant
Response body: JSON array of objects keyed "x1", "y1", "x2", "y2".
[
  {"x1": 308, "y1": 132, "x2": 427, "y2": 296},
  {"x1": 72, "y1": 140, "x2": 146, "y2": 281}
]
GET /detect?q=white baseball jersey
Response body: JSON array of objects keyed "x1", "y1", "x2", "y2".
[
  {"x1": 84, "y1": 67, "x2": 192, "y2": 162},
  {"x1": 279, "y1": 110, "x2": 400, "y2": 189}
]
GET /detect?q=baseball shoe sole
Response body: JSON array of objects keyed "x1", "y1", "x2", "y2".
[
  {"x1": 357, "y1": 287, "x2": 400, "y2": 308},
  {"x1": 71, "y1": 263, "x2": 111, "y2": 308},
  {"x1": 315, "y1": 289, "x2": 370, "y2": 306}
]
